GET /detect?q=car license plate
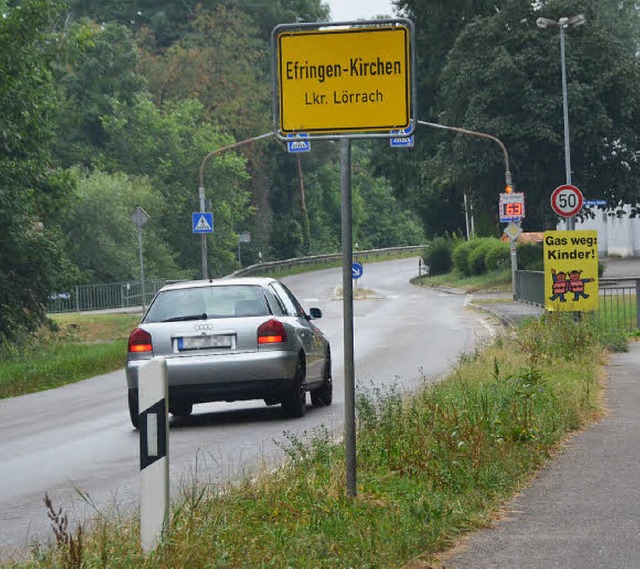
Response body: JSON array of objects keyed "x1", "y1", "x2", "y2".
[{"x1": 178, "y1": 334, "x2": 232, "y2": 351}]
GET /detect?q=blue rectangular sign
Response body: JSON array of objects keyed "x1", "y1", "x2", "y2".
[
  {"x1": 192, "y1": 212, "x2": 213, "y2": 233},
  {"x1": 390, "y1": 126, "x2": 414, "y2": 148},
  {"x1": 287, "y1": 133, "x2": 310, "y2": 153}
]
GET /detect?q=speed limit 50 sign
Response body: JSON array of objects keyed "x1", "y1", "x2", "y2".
[{"x1": 550, "y1": 184, "x2": 583, "y2": 218}]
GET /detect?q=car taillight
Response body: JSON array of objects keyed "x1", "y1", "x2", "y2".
[
  {"x1": 128, "y1": 328, "x2": 153, "y2": 353},
  {"x1": 257, "y1": 319, "x2": 287, "y2": 344}
]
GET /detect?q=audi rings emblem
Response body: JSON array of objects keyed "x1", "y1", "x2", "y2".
[{"x1": 194, "y1": 323, "x2": 214, "y2": 331}]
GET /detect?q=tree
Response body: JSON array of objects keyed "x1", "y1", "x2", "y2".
[
  {"x1": 140, "y1": 4, "x2": 270, "y2": 141},
  {"x1": 100, "y1": 96, "x2": 253, "y2": 277},
  {"x1": 300, "y1": 143, "x2": 425, "y2": 254},
  {"x1": 61, "y1": 170, "x2": 183, "y2": 282},
  {"x1": 371, "y1": 0, "x2": 512, "y2": 236},
  {"x1": 0, "y1": 0, "x2": 87, "y2": 343},
  {"x1": 68, "y1": 0, "x2": 202, "y2": 48},
  {"x1": 54, "y1": 22, "x2": 148, "y2": 168},
  {"x1": 434, "y1": 0, "x2": 640, "y2": 231}
]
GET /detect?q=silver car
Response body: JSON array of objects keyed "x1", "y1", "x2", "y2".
[{"x1": 125, "y1": 277, "x2": 332, "y2": 428}]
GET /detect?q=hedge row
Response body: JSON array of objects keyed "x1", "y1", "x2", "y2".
[{"x1": 422, "y1": 237, "x2": 543, "y2": 277}]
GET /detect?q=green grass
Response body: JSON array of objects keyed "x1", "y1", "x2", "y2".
[
  {"x1": 416, "y1": 269, "x2": 512, "y2": 293},
  {"x1": 6, "y1": 313, "x2": 621, "y2": 568},
  {"x1": 0, "y1": 342, "x2": 127, "y2": 398},
  {"x1": 0, "y1": 313, "x2": 139, "y2": 398}
]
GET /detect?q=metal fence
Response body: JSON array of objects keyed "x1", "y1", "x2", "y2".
[
  {"x1": 515, "y1": 270, "x2": 640, "y2": 331},
  {"x1": 515, "y1": 270, "x2": 545, "y2": 306},
  {"x1": 48, "y1": 279, "x2": 173, "y2": 314},
  {"x1": 598, "y1": 278, "x2": 640, "y2": 330}
]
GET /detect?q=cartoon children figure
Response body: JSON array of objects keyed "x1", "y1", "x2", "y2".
[
  {"x1": 567, "y1": 269, "x2": 595, "y2": 301},
  {"x1": 549, "y1": 268, "x2": 569, "y2": 302}
]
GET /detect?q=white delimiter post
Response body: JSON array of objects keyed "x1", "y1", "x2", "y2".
[{"x1": 138, "y1": 357, "x2": 169, "y2": 553}]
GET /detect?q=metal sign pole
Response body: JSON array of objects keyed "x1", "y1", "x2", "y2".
[
  {"x1": 137, "y1": 224, "x2": 145, "y2": 308},
  {"x1": 340, "y1": 137, "x2": 357, "y2": 497},
  {"x1": 131, "y1": 206, "x2": 150, "y2": 309},
  {"x1": 198, "y1": 186, "x2": 208, "y2": 279},
  {"x1": 510, "y1": 237, "x2": 518, "y2": 300}
]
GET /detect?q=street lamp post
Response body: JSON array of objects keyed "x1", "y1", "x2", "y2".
[
  {"x1": 198, "y1": 131, "x2": 274, "y2": 279},
  {"x1": 536, "y1": 14, "x2": 586, "y2": 231}
]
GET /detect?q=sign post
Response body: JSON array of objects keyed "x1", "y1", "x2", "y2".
[
  {"x1": 351, "y1": 260, "x2": 363, "y2": 292},
  {"x1": 390, "y1": 126, "x2": 414, "y2": 148},
  {"x1": 130, "y1": 206, "x2": 150, "y2": 308},
  {"x1": 499, "y1": 192, "x2": 525, "y2": 223},
  {"x1": 498, "y1": 192, "x2": 525, "y2": 299},
  {"x1": 273, "y1": 19, "x2": 415, "y2": 499},
  {"x1": 286, "y1": 133, "x2": 310, "y2": 153}
]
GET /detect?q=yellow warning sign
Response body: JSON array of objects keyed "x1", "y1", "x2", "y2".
[
  {"x1": 276, "y1": 25, "x2": 411, "y2": 135},
  {"x1": 543, "y1": 230, "x2": 598, "y2": 312}
]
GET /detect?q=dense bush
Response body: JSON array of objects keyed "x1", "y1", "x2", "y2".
[
  {"x1": 453, "y1": 238, "x2": 506, "y2": 276},
  {"x1": 517, "y1": 243, "x2": 544, "y2": 270},
  {"x1": 422, "y1": 236, "x2": 453, "y2": 275},
  {"x1": 468, "y1": 239, "x2": 495, "y2": 275},
  {"x1": 485, "y1": 240, "x2": 511, "y2": 272},
  {"x1": 452, "y1": 240, "x2": 475, "y2": 276}
]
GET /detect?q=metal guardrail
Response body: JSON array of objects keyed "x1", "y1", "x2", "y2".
[
  {"x1": 515, "y1": 270, "x2": 640, "y2": 330},
  {"x1": 48, "y1": 246, "x2": 427, "y2": 314},
  {"x1": 228, "y1": 245, "x2": 426, "y2": 278}
]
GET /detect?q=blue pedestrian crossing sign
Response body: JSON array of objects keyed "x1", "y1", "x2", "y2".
[
  {"x1": 390, "y1": 126, "x2": 414, "y2": 148},
  {"x1": 352, "y1": 261, "x2": 364, "y2": 280},
  {"x1": 192, "y1": 212, "x2": 213, "y2": 233},
  {"x1": 287, "y1": 133, "x2": 311, "y2": 153}
]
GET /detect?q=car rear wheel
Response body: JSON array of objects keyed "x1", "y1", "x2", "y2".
[
  {"x1": 128, "y1": 390, "x2": 139, "y2": 430},
  {"x1": 169, "y1": 402, "x2": 193, "y2": 418},
  {"x1": 282, "y1": 357, "x2": 307, "y2": 418},
  {"x1": 311, "y1": 352, "x2": 333, "y2": 407}
]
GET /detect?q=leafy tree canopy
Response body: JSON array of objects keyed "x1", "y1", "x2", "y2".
[
  {"x1": 100, "y1": 96, "x2": 253, "y2": 276},
  {"x1": 61, "y1": 170, "x2": 183, "y2": 282},
  {"x1": 434, "y1": 0, "x2": 640, "y2": 231},
  {"x1": 0, "y1": 0, "x2": 88, "y2": 342}
]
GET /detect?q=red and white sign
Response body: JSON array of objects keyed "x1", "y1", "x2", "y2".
[{"x1": 550, "y1": 184, "x2": 583, "y2": 218}]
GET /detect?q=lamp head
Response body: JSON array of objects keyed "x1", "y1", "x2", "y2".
[
  {"x1": 536, "y1": 17, "x2": 557, "y2": 29},
  {"x1": 567, "y1": 14, "x2": 586, "y2": 27}
]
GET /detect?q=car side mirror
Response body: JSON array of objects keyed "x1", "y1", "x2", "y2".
[{"x1": 308, "y1": 307, "x2": 322, "y2": 320}]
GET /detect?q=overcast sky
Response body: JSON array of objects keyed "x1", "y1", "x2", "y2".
[{"x1": 324, "y1": 0, "x2": 396, "y2": 22}]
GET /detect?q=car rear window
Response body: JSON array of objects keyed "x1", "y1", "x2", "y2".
[{"x1": 143, "y1": 285, "x2": 270, "y2": 323}]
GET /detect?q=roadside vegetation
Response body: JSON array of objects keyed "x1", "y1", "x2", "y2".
[
  {"x1": 5, "y1": 311, "x2": 624, "y2": 568},
  {"x1": 0, "y1": 313, "x2": 139, "y2": 399},
  {"x1": 416, "y1": 235, "x2": 539, "y2": 292}
]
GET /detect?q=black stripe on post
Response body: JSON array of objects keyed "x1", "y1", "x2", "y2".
[{"x1": 139, "y1": 399, "x2": 167, "y2": 470}]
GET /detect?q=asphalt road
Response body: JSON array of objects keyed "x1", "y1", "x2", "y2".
[{"x1": 0, "y1": 257, "x2": 493, "y2": 558}]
